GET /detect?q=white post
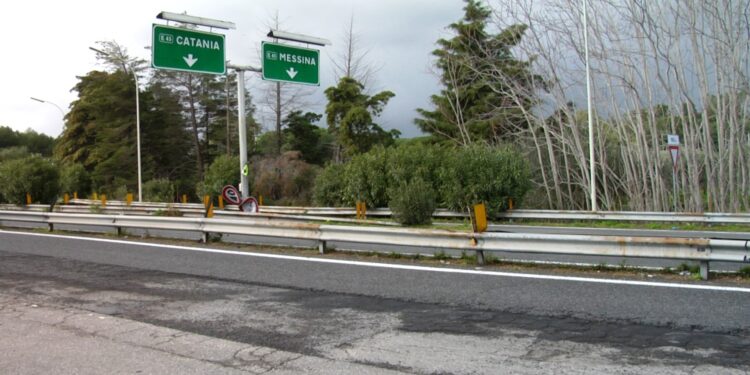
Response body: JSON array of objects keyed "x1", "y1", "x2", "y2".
[
  {"x1": 236, "y1": 69, "x2": 249, "y2": 199},
  {"x1": 583, "y1": 0, "x2": 597, "y2": 211},
  {"x1": 134, "y1": 72, "x2": 142, "y2": 202}
]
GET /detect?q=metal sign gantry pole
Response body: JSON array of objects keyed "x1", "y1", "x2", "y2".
[{"x1": 228, "y1": 64, "x2": 261, "y2": 198}]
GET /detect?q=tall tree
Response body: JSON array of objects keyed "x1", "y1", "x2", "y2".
[
  {"x1": 415, "y1": 0, "x2": 540, "y2": 145},
  {"x1": 325, "y1": 77, "x2": 398, "y2": 161},
  {"x1": 331, "y1": 15, "x2": 382, "y2": 90},
  {"x1": 55, "y1": 70, "x2": 138, "y2": 191},
  {"x1": 281, "y1": 111, "x2": 330, "y2": 165}
]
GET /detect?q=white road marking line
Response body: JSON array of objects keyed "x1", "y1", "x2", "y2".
[{"x1": 3, "y1": 229, "x2": 750, "y2": 293}]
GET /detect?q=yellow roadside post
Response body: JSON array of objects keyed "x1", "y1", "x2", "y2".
[
  {"x1": 509, "y1": 198, "x2": 514, "y2": 210},
  {"x1": 203, "y1": 195, "x2": 210, "y2": 208},
  {"x1": 73, "y1": 192, "x2": 78, "y2": 200},
  {"x1": 101, "y1": 194, "x2": 107, "y2": 207},
  {"x1": 26, "y1": 193, "x2": 32, "y2": 205},
  {"x1": 63, "y1": 193, "x2": 69, "y2": 205},
  {"x1": 259, "y1": 195, "x2": 263, "y2": 206},
  {"x1": 207, "y1": 203, "x2": 214, "y2": 218},
  {"x1": 126, "y1": 193, "x2": 133, "y2": 206},
  {"x1": 93, "y1": 192, "x2": 98, "y2": 200},
  {"x1": 182, "y1": 194, "x2": 187, "y2": 204},
  {"x1": 218, "y1": 196, "x2": 224, "y2": 209},
  {"x1": 472, "y1": 203, "x2": 488, "y2": 265}
]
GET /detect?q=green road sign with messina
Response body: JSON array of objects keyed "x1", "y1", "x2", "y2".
[
  {"x1": 262, "y1": 42, "x2": 320, "y2": 85},
  {"x1": 152, "y1": 24, "x2": 226, "y2": 75}
]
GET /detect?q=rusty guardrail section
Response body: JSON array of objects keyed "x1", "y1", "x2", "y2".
[
  {"x1": 0, "y1": 210, "x2": 748, "y2": 280},
  {"x1": 55, "y1": 199, "x2": 750, "y2": 224}
]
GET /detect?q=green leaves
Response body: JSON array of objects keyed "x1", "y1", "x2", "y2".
[
  {"x1": 313, "y1": 143, "x2": 532, "y2": 219},
  {"x1": 416, "y1": 0, "x2": 541, "y2": 145},
  {"x1": 325, "y1": 77, "x2": 397, "y2": 159},
  {"x1": 0, "y1": 155, "x2": 59, "y2": 205}
]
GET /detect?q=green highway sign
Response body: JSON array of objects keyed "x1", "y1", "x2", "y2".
[
  {"x1": 262, "y1": 42, "x2": 320, "y2": 85},
  {"x1": 152, "y1": 24, "x2": 226, "y2": 74}
]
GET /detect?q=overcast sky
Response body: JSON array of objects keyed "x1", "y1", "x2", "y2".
[{"x1": 0, "y1": 0, "x2": 465, "y2": 138}]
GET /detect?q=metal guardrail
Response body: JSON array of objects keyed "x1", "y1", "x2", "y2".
[
  {"x1": 6, "y1": 200, "x2": 750, "y2": 225},
  {"x1": 0, "y1": 210, "x2": 748, "y2": 280},
  {"x1": 64, "y1": 199, "x2": 750, "y2": 224}
]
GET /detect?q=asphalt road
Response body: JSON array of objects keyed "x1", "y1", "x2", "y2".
[{"x1": 1, "y1": 229, "x2": 749, "y2": 373}]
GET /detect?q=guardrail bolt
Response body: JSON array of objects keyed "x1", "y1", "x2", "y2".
[{"x1": 700, "y1": 261, "x2": 710, "y2": 280}]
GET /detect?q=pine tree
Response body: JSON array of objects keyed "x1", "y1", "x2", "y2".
[
  {"x1": 415, "y1": 0, "x2": 540, "y2": 145},
  {"x1": 325, "y1": 77, "x2": 397, "y2": 161}
]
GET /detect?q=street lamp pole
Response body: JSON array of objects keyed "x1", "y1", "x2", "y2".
[
  {"x1": 583, "y1": 0, "x2": 597, "y2": 211},
  {"x1": 89, "y1": 47, "x2": 142, "y2": 202},
  {"x1": 30, "y1": 97, "x2": 65, "y2": 118}
]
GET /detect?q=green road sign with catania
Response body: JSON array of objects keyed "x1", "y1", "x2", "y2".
[
  {"x1": 152, "y1": 24, "x2": 225, "y2": 74},
  {"x1": 262, "y1": 42, "x2": 319, "y2": 85}
]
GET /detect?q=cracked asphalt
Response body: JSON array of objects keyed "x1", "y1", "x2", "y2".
[{"x1": 0, "y1": 231, "x2": 749, "y2": 374}]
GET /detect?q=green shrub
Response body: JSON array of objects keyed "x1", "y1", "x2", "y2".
[
  {"x1": 196, "y1": 155, "x2": 240, "y2": 199},
  {"x1": 143, "y1": 178, "x2": 176, "y2": 202},
  {"x1": 739, "y1": 266, "x2": 750, "y2": 278},
  {"x1": 0, "y1": 155, "x2": 60, "y2": 204},
  {"x1": 0, "y1": 146, "x2": 30, "y2": 163},
  {"x1": 59, "y1": 163, "x2": 91, "y2": 197},
  {"x1": 313, "y1": 163, "x2": 346, "y2": 206},
  {"x1": 311, "y1": 143, "x2": 532, "y2": 216},
  {"x1": 342, "y1": 146, "x2": 389, "y2": 207},
  {"x1": 389, "y1": 178, "x2": 436, "y2": 225},
  {"x1": 438, "y1": 144, "x2": 531, "y2": 217}
]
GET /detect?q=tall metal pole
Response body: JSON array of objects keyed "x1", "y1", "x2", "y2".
[
  {"x1": 30, "y1": 97, "x2": 65, "y2": 118},
  {"x1": 583, "y1": 0, "x2": 597, "y2": 211},
  {"x1": 236, "y1": 69, "x2": 249, "y2": 198},
  {"x1": 134, "y1": 72, "x2": 142, "y2": 202}
]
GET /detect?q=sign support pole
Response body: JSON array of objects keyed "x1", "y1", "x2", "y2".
[
  {"x1": 229, "y1": 64, "x2": 261, "y2": 199},
  {"x1": 672, "y1": 168, "x2": 677, "y2": 213},
  {"x1": 236, "y1": 69, "x2": 249, "y2": 199}
]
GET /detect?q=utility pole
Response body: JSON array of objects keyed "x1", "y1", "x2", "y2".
[{"x1": 583, "y1": 0, "x2": 597, "y2": 211}]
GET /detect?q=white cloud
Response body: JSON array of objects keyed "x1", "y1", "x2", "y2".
[{"x1": 0, "y1": 0, "x2": 463, "y2": 138}]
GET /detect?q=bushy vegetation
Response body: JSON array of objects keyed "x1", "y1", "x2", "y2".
[
  {"x1": 313, "y1": 142, "x2": 531, "y2": 224},
  {"x1": 312, "y1": 163, "x2": 346, "y2": 206},
  {"x1": 195, "y1": 155, "x2": 240, "y2": 199},
  {"x1": 143, "y1": 178, "x2": 176, "y2": 202},
  {"x1": 59, "y1": 163, "x2": 91, "y2": 197},
  {"x1": 0, "y1": 155, "x2": 60, "y2": 204},
  {"x1": 252, "y1": 151, "x2": 319, "y2": 205},
  {"x1": 389, "y1": 178, "x2": 436, "y2": 225}
]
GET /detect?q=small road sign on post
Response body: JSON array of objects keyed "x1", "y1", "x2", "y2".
[
  {"x1": 152, "y1": 24, "x2": 226, "y2": 74},
  {"x1": 262, "y1": 42, "x2": 320, "y2": 85},
  {"x1": 667, "y1": 134, "x2": 681, "y2": 212}
]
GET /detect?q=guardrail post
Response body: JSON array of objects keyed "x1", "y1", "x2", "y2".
[
  {"x1": 116, "y1": 226, "x2": 122, "y2": 236},
  {"x1": 476, "y1": 250, "x2": 485, "y2": 265},
  {"x1": 700, "y1": 261, "x2": 710, "y2": 280},
  {"x1": 201, "y1": 232, "x2": 209, "y2": 243},
  {"x1": 318, "y1": 240, "x2": 326, "y2": 254}
]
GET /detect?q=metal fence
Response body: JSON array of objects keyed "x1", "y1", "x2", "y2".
[{"x1": 0, "y1": 209, "x2": 748, "y2": 280}]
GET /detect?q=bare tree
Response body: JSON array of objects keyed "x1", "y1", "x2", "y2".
[
  {"x1": 330, "y1": 14, "x2": 382, "y2": 90},
  {"x1": 259, "y1": 11, "x2": 316, "y2": 156},
  {"x1": 482, "y1": 0, "x2": 750, "y2": 212}
]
